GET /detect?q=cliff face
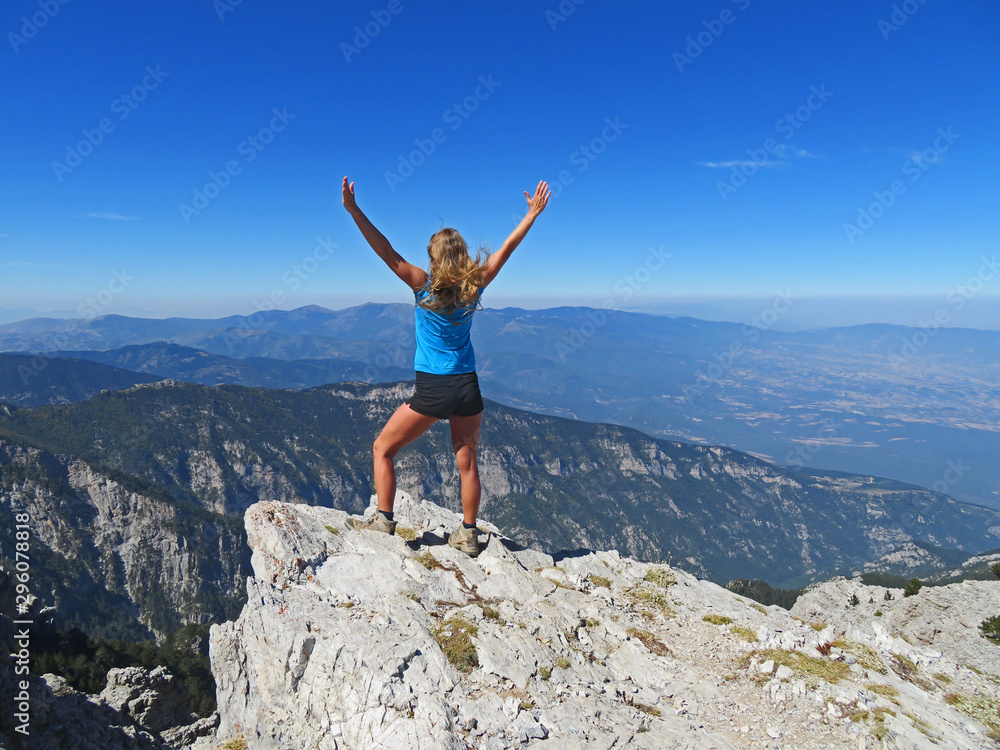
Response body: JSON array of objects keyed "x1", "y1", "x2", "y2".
[
  {"x1": 0, "y1": 439, "x2": 248, "y2": 641},
  {"x1": 5, "y1": 380, "x2": 998, "y2": 594},
  {"x1": 201, "y1": 493, "x2": 1000, "y2": 750}
]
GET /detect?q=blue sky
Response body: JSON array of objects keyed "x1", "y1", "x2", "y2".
[{"x1": 1, "y1": 0, "x2": 998, "y2": 327}]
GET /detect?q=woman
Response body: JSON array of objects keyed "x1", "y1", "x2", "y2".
[{"x1": 342, "y1": 175, "x2": 550, "y2": 557}]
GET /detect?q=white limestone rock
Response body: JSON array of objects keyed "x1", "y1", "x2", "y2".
[{"x1": 200, "y1": 493, "x2": 1000, "y2": 750}]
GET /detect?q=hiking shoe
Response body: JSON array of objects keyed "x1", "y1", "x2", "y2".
[
  {"x1": 448, "y1": 525, "x2": 481, "y2": 558},
  {"x1": 345, "y1": 512, "x2": 396, "y2": 535}
]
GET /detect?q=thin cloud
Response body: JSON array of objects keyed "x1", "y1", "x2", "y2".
[
  {"x1": 698, "y1": 145, "x2": 818, "y2": 169},
  {"x1": 698, "y1": 159, "x2": 782, "y2": 169},
  {"x1": 80, "y1": 212, "x2": 139, "y2": 221}
]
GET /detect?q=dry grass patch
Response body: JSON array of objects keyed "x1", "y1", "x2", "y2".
[
  {"x1": 945, "y1": 692, "x2": 1000, "y2": 740},
  {"x1": 432, "y1": 614, "x2": 479, "y2": 674},
  {"x1": 415, "y1": 550, "x2": 445, "y2": 570},
  {"x1": 833, "y1": 639, "x2": 887, "y2": 674},
  {"x1": 741, "y1": 649, "x2": 850, "y2": 685},
  {"x1": 624, "y1": 694, "x2": 661, "y2": 717},
  {"x1": 702, "y1": 614, "x2": 733, "y2": 626},
  {"x1": 889, "y1": 652, "x2": 935, "y2": 690},
  {"x1": 219, "y1": 739, "x2": 248, "y2": 750},
  {"x1": 865, "y1": 683, "x2": 899, "y2": 699},
  {"x1": 481, "y1": 603, "x2": 504, "y2": 624},
  {"x1": 810, "y1": 622, "x2": 827, "y2": 632},
  {"x1": 729, "y1": 625, "x2": 758, "y2": 643},
  {"x1": 643, "y1": 566, "x2": 676, "y2": 589},
  {"x1": 627, "y1": 627, "x2": 671, "y2": 657},
  {"x1": 627, "y1": 587, "x2": 673, "y2": 616},
  {"x1": 396, "y1": 525, "x2": 417, "y2": 541},
  {"x1": 751, "y1": 602, "x2": 768, "y2": 615},
  {"x1": 589, "y1": 574, "x2": 612, "y2": 589}
]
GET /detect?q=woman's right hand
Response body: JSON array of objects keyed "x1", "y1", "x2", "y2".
[{"x1": 524, "y1": 180, "x2": 551, "y2": 217}]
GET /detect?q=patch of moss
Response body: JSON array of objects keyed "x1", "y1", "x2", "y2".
[
  {"x1": 431, "y1": 614, "x2": 479, "y2": 674},
  {"x1": 556, "y1": 657, "x2": 570, "y2": 669},
  {"x1": 324, "y1": 525, "x2": 339, "y2": 535}
]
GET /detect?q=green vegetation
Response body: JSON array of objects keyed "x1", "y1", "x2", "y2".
[
  {"x1": 324, "y1": 525, "x2": 339, "y2": 535},
  {"x1": 29, "y1": 620, "x2": 216, "y2": 716},
  {"x1": 848, "y1": 593, "x2": 860, "y2": 606},
  {"x1": 643, "y1": 567, "x2": 676, "y2": 588},
  {"x1": 903, "y1": 578, "x2": 923, "y2": 597},
  {"x1": 833, "y1": 639, "x2": 887, "y2": 674},
  {"x1": 415, "y1": 551, "x2": 444, "y2": 570},
  {"x1": 992, "y1": 562, "x2": 1000, "y2": 580},
  {"x1": 431, "y1": 615, "x2": 479, "y2": 674},
  {"x1": 556, "y1": 658, "x2": 570, "y2": 669},
  {"x1": 589, "y1": 575, "x2": 611, "y2": 589},
  {"x1": 866, "y1": 683, "x2": 899, "y2": 699},
  {"x1": 481, "y1": 604, "x2": 504, "y2": 625},
  {"x1": 945, "y1": 692, "x2": 1000, "y2": 740},
  {"x1": 396, "y1": 526, "x2": 417, "y2": 541},
  {"x1": 742, "y1": 649, "x2": 851, "y2": 685},
  {"x1": 729, "y1": 625, "x2": 758, "y2": 643},
  {"x1": 980, "y1": 615, "x2": 1000, "y2": 644},
  {"x1": 725, "y1": 579, "x2": 803, "y2": 609},
  {"x1": 627, "y1": 587, "x2": 672, "y2": 616},
  {"x1": 702, "y1": 614, "x2": 733, "y2": 626}
]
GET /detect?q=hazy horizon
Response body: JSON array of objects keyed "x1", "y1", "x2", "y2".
[{"x1": 3, "y1": 293, "x2": 999, "y2": 333}]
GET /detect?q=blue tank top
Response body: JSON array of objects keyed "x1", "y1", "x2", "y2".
[{"x1": 413, "y1": 286, "x2": 483, "y2": 374}]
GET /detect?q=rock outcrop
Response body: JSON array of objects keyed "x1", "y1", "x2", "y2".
[{"x1": 201, "y1": 493, "x2": 1000, "y2": 749}]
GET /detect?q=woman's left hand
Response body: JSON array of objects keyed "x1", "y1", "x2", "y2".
[{"x1": 342, "y1": 176, "x2": 359, "y2": 214}]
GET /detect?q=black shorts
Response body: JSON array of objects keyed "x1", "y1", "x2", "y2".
[{"x1": 406, "y1": 371, "x2": 484, "y2": 419}]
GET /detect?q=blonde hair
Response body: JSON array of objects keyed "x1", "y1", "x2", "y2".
[{"x1": 418, "y1": 228, "x2": 486, "y2": 319}]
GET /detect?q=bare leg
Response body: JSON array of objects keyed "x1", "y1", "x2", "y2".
[
  {"x1": 449, "y1": 412, "x2": 483, "y2": 525},
  {"x1": 373, "y1": 403, "x2": 438, "y2": 513}
]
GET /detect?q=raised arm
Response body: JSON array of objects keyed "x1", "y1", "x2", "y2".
[
  {"x1": 481, "y1": 180, "x2": 551, "y2": 288},
  {"x1": 342, "y1": 176, "x2": 427, "y2": 290}
]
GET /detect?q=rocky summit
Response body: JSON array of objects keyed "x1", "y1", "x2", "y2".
[{"x1": 193, "y1": 493, "x2": 1000, "y2": 750}]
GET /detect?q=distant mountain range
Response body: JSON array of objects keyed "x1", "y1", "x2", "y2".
[
  {"x1": 2, "y1": 380, "x2": 998, "y2": 642},
  {"x1": 1, "y1": 304, "x2": 997, "y2": 511}
]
